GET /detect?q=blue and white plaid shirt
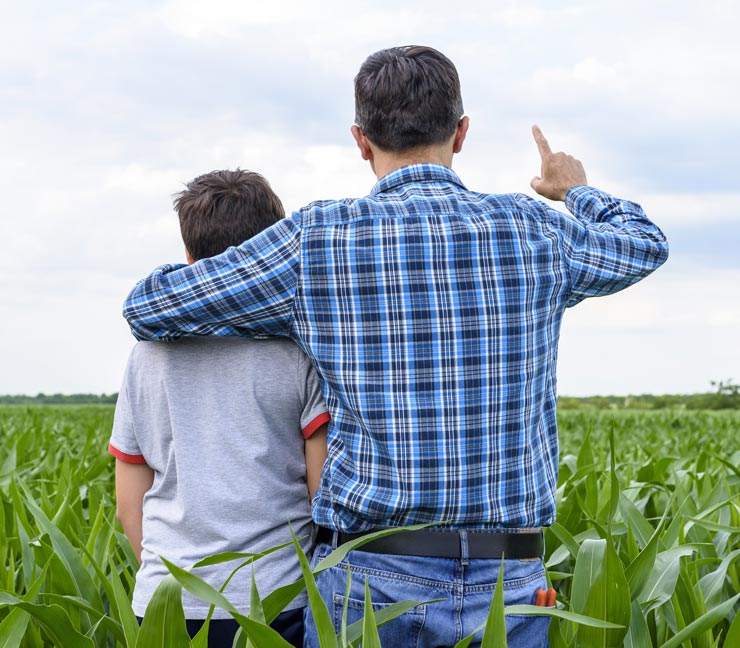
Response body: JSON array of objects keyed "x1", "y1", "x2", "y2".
[{"x1": 124, "y1": 164, "x2": 668, "y2": 532}]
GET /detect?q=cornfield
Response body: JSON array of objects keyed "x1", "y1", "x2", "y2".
[{"x1": 0, "y1": 405, "x2": 738, "y2": 646}]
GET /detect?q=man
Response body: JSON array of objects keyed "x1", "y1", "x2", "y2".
[{"x1": 123, "y1": 46, "x2": 668, "y2": 646}]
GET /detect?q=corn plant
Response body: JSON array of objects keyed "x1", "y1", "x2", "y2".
[{"x1": 0, "y1": 405, "x2": 738, "y2": 646}]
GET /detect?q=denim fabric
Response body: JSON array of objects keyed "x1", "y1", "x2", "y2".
[{"x1": 304, "y1": 542, "x2": 550, "y2": 648}]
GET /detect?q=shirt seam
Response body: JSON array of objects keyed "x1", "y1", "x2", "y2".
[
  {"x1": 286, "y1": 215, "x2": 303, "y2": 335},
  {"x1": 516, "y1": 193, "x2": 574, "y2": 306}
]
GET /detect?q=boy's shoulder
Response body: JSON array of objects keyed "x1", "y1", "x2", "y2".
[{"x1": 126, "y1": 337, "x2": 307, "y2": 382}]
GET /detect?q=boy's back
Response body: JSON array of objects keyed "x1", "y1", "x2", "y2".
[{"x1": 110, "y1": 336, "x2": 328, "y2": 618}]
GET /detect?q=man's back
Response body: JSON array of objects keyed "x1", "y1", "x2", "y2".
[
  {"x1": 110, "y1": 337, "x2": 327, "y2": 618},
  {"x1": 123, "y1": 164, "x2": 668, "y2": 533}
]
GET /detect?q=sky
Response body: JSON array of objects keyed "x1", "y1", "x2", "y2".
[{"x1": 1, "y1": 0, "x2": 738, "y2": 396}]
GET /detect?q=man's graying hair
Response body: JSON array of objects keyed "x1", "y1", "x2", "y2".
[
  {"x1": 174, "y1": 169, "x2": 284, "y2": 262},
  {"x1": 354, "y1": 46, "x2": 464, "y2": 153}
]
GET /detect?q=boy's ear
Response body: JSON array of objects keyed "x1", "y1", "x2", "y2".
[{"x1": 185, "y1": 248, "x2": 195, "y2": 265}]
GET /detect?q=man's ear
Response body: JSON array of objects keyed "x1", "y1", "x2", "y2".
[
  {"x1": 185, "y1": 248, "x2": 195, "y2": 265},
  {"x1": 351, "y1": 125, "x2": 373, "y2": 162},
  {"x1": 452, "y1": 116, "x2": 469, "y2": 154}
]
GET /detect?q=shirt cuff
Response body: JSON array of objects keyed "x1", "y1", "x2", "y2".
[
  {"x1": 302, "y1": 412, "x2": 330, "y2": 439},
  {"x1": 564, "y1": 185, "x2": 595, "y2": 214},
  {"x1": 108, "y1": 443, "x2": 148, "y2": 464}
]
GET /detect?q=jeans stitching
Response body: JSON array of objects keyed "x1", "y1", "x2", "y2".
[
  {"x1": 332, "y1": 593, "x2": 426, "y2": 615},
  {"x1": 465, "y1": 569, "x2": 547, "y2": 593},
  {"x1": 332, "y1": 561, "x2": 455, "y2": 590}
]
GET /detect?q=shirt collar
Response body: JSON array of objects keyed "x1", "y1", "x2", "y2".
[{"x1": 370, "y1": 163, "x2": 468, "y2": 195}]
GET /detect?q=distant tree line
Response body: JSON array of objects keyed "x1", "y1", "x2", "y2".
[
  {"x1": 558, "y1": 380, "x2": 740, "y2": 410},
  {"x1": 1, "y1": 380, "x2": 738, "y2": 409},
  {"x1": 0, "y1": 393, "x2": 117, "y2": 405}
]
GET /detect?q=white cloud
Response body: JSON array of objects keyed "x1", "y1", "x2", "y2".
[
  {"x1": 1, "y1": 0, "x2": 738, "y2": 394},
  {"x1": 558, "y1": 266, "x2": 740, "y2": 395}
]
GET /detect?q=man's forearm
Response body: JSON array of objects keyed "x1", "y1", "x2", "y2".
[{"x1": 123, "y1": 218, "x2": 301, "y2": 340}]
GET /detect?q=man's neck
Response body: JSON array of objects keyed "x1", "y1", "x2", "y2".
[{"x1": 370, "y1": 146, "x2": 454, "y2": 180}]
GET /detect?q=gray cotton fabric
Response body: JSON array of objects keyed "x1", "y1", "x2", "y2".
[{"x1": 109, "y1": 337, "x2": 328, "y2": 618}]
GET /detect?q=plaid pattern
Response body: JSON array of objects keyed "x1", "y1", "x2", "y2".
[{"x1": 124, "y1": 164, "x2": 668, "y2": 531}]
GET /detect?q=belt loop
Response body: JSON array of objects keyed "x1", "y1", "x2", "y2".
[
  {"x1": 331, "y1": 530, "x2": 339, "y2": 549},
  {"x1": 459, "y1": 529, "x2": 469, "y2": 565}
]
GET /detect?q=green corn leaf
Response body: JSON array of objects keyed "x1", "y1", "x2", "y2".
[
  {"x1": 108, "y1": 557, "x2": 140, "y2": 648},
  {"x1": 344, "y1": 598, "x2": 441, "y2": 645},
  {"x1": 481, "y1": 557, "x2": 508, "y2": 648},
  {"x1": 725, "y1": 607, "x2": 740, "y2": 647},
  {"x1": 576, "y1": 533, "x2": 631, "y2": 647},
  {"x1": 262, "y1": 523, "x2": 434, "y2": 623},
  {"x1": 571, "y1": 538, "x2": 605, "y2": 615},
  {"x1": 0, "y1": 593, "x2": 95, "y2": 648},
  {"x1": 607, "y1": 426, "x2": 620, "y2": 531},
  {"x1": 231, "y1": 618, "x2": 292, "y2": 648},
  {"x1": 249, "y1": 566, "x2": 265, "y2": 624},
  {"x1": 687, "y1": 518, "x2": 740, "y2": 534},
  {"x1": 40, "y1": 593, "x2": 125, "y2": 643},
  {"x1": 15, "y1": 511, "x2": 36, "y2": 588},
  {"x1": 625, "y1": 518, "x2": 664, "y2": 600},
  {"x1": 619, "y1": 493, "x2": 658, "y2": 548},
  {"x1": 136, "y1": 575, "x2": 191, "y2": 648},
  {"x1": 0, "y1": 444, "x2": 17, "y2": 487},
  {"x1": 18, "y1": 481, "x2": 103, "y2": 612},
  {"x1": 244, "y1": 567, "x2": 265, "y2": 648},
  {"x1": 624, "y1": 599, "x2": 652, "y2": 648},
  {"x1": 339, "y1": 567, "x2": 351, "y2": 647},
  {"x1": 674, "y1": 570, "x2": 708, "y2": 642},
  {"x1": 262, "y1": 580, "x2": 306, "y2": 625},
  {"x1": 638, "y1": 546, "x2": 696, "y2": 612},
  {"x1": 191, "y1": 541, "x2": 293, "y2": 568},
  {"x1": 546, "y1": 529, "x2": 600, "y2": 569},
  {"x1": 660, "y1": 592, "x2": 740, "y2": 648},
  {"x1": 549, "y1": 521, "x2": 582, "y2": 561},
  {"x1": 232, "y1": 627, "x2": 247, "y2": 648},
  {"x1": 577, "y1": 427, "x2": 594, "y2": 469},
  {"x1": 361, "y1": 579, "x2": 382, "y2": 648},
  {"x1": 503, "y1": 606, "x2": 624, "y2": 627},
  {"x1": 313, "y1": 524, "x2": 435, "y2": 574},
  {"x1": 547, "y1": 614, "x2": 569, "y2": 648},
  {"x1": 456, "y1": 604, "x2": 626, "y2": 647},
  {"x1": 291, "y1": 530, "x2": 336, "y2": 648},
  {"x1": 190, "y1": 621, "x2": 210, "y2": 648},
  {"x1": 0, "y1": 608, "x2": 30, "y2": 648},
  {"x1": 161, "y1": 564, "x2": 292, "y2": 648},
  {"x1": 161, "y1": 557, "x2": 239, "y2": 617}
]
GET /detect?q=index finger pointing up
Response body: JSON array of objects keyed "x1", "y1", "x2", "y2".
[{"x1": 532, "y1": 124, "x2": 552, "y2": 158}]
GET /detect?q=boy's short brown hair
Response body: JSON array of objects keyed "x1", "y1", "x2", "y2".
[{"x1": 174, "y1": 169, "x2": 285, "y2": 261}]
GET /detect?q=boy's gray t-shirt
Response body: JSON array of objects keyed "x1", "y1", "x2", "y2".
[{"x1": 109, "y1": 337, "x2": 329, "y2": 618}]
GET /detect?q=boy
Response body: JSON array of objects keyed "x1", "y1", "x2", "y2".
[{"x1": 109, "y1": 169, "x2": 329, "y2": 646}]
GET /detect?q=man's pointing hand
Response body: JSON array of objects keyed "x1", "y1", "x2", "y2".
[{"x1": 530, "y1": 125, "x2": 587, "y2": 202}]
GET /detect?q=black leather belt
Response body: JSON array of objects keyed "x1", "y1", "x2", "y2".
[{"x1": 315, "y1": 526, "x2": 544, "y2": 559}]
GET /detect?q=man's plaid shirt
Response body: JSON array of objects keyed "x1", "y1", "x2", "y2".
[{"x1": 124, "y1": 164, "x2": 668, "y2": 532}]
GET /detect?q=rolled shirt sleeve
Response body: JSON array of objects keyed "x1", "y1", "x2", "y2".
[{"x1": 520, "y1": 186, "x2": 669, "y2": 307}]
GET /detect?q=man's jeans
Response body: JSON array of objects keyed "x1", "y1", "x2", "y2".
[{"x1": 304, "y1": 541, "x2": 551, "y2": 648}]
